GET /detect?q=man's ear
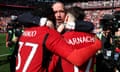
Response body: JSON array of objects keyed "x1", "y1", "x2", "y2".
[
  {"x1": 64, "y1": 13, "x2": 75, "y2": 23},
  {"x1": 64, "y1": 13, "x2": 76, "y2": 30}
]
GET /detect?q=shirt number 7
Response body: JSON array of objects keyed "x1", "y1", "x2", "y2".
[{"x1": 16, "y1": 41, "x2": 38, "y2": 72}]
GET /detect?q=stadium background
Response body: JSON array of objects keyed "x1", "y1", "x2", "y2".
[{"x1": 0, "y1": 0, "x2": 120, "y2": 72}]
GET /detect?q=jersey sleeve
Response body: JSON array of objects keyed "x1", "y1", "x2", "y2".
[
  {"x1": 46, "y1": 29, "x2": 73, "y2": 58},
  {"x1": 46, "y1": 30, "x2": 102, "y2": 66},
  {"x1": 66, "y1": 38, "x2": 101, "y2": 66}
]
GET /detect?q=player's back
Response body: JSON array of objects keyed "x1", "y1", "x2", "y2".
[
  {"x1": 63, "y1": 31, "x2": 95, "y2": 48},
  {"x1": 62, "y1": 31, "x2": 95, "y2": 72},
  {"x1": 16, "y1": 26, "x2": 53, "y2": 72}
]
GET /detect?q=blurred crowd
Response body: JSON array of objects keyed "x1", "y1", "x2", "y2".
[
  {"x1": 0, "y1": 7, "x2": 120, "y2": 33},
  {"x1": 1, "y1": 1, "x2": 120, "y2": 72},
  {"x1": 1, "y1": 1, "x2": 120, "y2": 33}
]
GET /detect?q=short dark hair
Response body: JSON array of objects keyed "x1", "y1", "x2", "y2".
[
  {"x1": 17, "y1": 4, "x2": 56, "y2": 27},
  {"x1": 52, "y1": 1, "x2": 67, "y2": 14},
  {"x1": 32, "y1": 4, "x2": 56, "y2": 27},
  {"x1": 66, "y1": 6, "x2": 85, "y2": 20}
]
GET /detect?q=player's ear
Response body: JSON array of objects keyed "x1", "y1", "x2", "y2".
[
  {"x1": 64, "y1": 13, "x2": 76, "y2": 30},
  {"x1": 64, "y1": 13, "x2": 75, "y2": 23}
]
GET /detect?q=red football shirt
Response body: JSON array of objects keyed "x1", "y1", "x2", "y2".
[
  {"x1": 16, "y1": 26, "x2": 73, "y2": 72},
  {"x1": 16, "y1": 26, "x2": 101, "y2": 72},
  {"x1": 62, "y1": 31, "x2": 96, "y2": 72}
]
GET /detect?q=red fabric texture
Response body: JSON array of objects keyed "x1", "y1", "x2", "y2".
[
  {"x1": 62, "y1": 31, "x2": 100, "y2": 72},
  {"x1": 16, "y1": 26, "x2": 101, "y2": 72}
]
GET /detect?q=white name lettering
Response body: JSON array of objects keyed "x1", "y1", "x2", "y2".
[
  {"x1": 22, "y1": 31, "x2": 36, "y2": 37},
  {"x1": 67, "y1": 36, "x2": 95, "y2": 45}
]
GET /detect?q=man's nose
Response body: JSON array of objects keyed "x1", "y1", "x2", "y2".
[{"x1": 56, "y1": 12, "x2": 61, "y2": 16}]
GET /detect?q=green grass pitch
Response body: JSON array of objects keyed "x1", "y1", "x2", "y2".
[{"x1": 0, "y1": 33, "x2": 10, "y2": 72}]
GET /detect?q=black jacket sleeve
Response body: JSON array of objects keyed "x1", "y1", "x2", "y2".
[{"x1": 75, "y1": 20, "x2": 94, "y2": 32}]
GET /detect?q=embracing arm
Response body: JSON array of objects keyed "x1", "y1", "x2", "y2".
[
  {"x1": 46, "y1": 31, "x2": 101, "y2": 66},
  {"x1": 66, "y1": 38, "x2": 101, "y2": 66}
]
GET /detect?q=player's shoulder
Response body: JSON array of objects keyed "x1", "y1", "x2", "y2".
[{"x1": 64, "y1": 31, "x2": 95, "y2": 38}]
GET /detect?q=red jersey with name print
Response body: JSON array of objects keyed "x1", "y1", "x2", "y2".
[
  {"x1": 16, "y1": 26, "x2": 101, "y2": 72},
  {"x1": 16, "y1": 26, "x2": 73, "y2": 72},
  {"x1": 62, "y1": 31, "x2": 96, "y2": 72}
]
